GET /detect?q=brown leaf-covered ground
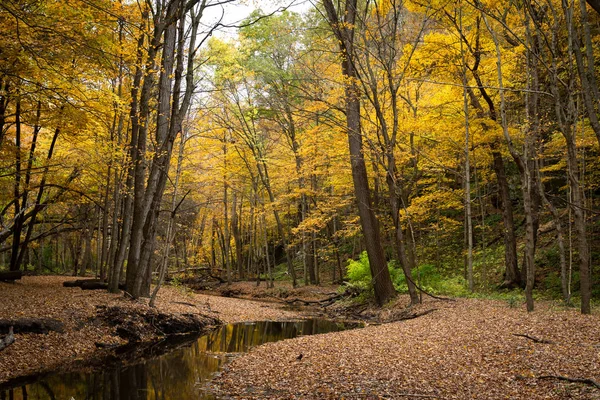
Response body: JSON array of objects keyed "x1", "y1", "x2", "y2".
[
  {"x1": 2, "y1": 277, "x2": 599, "y2": 399},
  {"x1": 0, "y1": 276, "x2": 301, "y2": 384},
  {"x1": 211, "y1": 297, "x2": 600, "y2": 399}
]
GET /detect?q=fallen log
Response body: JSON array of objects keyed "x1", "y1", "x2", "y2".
[
  {"x1": 63, "y1": 279, "x2": 125, "y2": 290},
  {"x1": 81, "y1": 281, "x2": 125, "y2": 290},
  {"x1": 63, "y1": 279, "x2": 102, "y2": 287},
  {"x1": 94, "y1": 341, "x2": 120, "y2": 349},
  {"x1": 392, "y1": 308, "x2": 437, "y2": 322},
  {"x1": 0, "y1": 326, "x2": 15, "y2": 351},
  {"x1": 0, "y1": 271, "x2": 22, "y2": 282},
  {"x1": 158, "y1": 267, "x2": 226, "y2": 275},
  {"x1": 171, "y1": 301, "x2": 198, "y2": 308},
  {"x1": 0, "y1": 318, "x2": 65, "y2": 334}
]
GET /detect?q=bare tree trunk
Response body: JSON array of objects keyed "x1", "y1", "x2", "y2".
[
  {"x1": 563, "y1": 0, "x2": 593, "y2": 314},
  {"x1": 222, "y1": 134, "x2": 232, "y2": 284},
  {"x1": 536, "y1": 159, "x2": 569, "y2": 304},
  {"x1": 459, "y1": 7, "x2": 474, "y2": 292},
  {"x1": 457, "y1": 13, "x2": 520, "y2": 289},
  {"x1": 323, "y1": 0, "x2": 396, "y2": 306},
  {"x1": 9, "y1": 97, "x2": 22, "y2": 272},
  {"x1": 128, "y1": 1, "x2": 203, "y2": 298},
  {"x1": 572, "y1": 0, "x2": 600, "y2": 147},
  {"x1": 150, "y1": 131, "x2": 186, "y2": 307},
  {"x1": 492, "y1": 149, "x2": 520, "y2": 287},
  {"x1": 231, "y1": 191, "x2": 243, "y2": 279},
  {"x1": 483, "y1": 10, "x2": 538, "y2": 311}
]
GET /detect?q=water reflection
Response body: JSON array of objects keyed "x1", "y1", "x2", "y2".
[{"x1": 0, "y1": 319, "x2": 354, "y2": 400}]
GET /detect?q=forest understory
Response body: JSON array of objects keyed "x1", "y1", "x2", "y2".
[{"x1": 1, "y1": 276, "x2": 599, "y2": 399}]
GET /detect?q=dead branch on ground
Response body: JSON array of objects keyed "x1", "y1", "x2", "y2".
[
  {"x1": 513, "y1": 333, "x2": 554, "y2": 344},
  {"x1": 538, "y1": 375, "x2": 600, "y2": 389}
]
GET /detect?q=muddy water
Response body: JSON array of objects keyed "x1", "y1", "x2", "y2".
[{"x1": 0, "y1": 319, "x2": 356, "y2": 399}]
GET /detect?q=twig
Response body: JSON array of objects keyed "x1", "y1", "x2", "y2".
[
  {"x1": 404, "y1": 274, "x2": 455, "y2": 302},
  {"x1": 513, "y1": 333, "x2": 554, "y2": 344},
  {"x1": 538, "y1": 375, "x2": 600, "y2": 389},
  {"x1": 172, "y1": 301, "x2": 197, "y2": 308}
]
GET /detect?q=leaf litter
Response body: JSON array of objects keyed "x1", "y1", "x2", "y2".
[{"x1": 211, "y1": 297, "x2": 600, "y2": 399}]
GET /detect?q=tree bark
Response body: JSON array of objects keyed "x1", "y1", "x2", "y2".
[
  {"x1": 491, "y1": 150, "x2": 520, "y2": 287},
  {"x1": 231, "y1": 191, "x2": 244, "y2": 279},
  {"x1": 322, "y1": 0, "x2": 396, "y2": 306},
  {"x1": 483, "y1": 10, "x2": 538, "y2": 311}
]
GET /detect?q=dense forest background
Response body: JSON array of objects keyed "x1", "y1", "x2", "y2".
[{"x1": 1, "y1": 0, "x2": 599, "y2": 313}]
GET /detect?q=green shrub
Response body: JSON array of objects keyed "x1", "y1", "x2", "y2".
[
  {"x1": 346, "y1": 251, "x2": 372, "y2": 284},
  {"x1": 345, "y1": 252, "x2": 472, "y2": 298},
  {"x1": 346, "y1": 252, "x2": 403, "y2": 286}
]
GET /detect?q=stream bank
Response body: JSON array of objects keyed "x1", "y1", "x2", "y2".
[{"x1": 0, "y1": 276, "x2": 307, "y2": 385}]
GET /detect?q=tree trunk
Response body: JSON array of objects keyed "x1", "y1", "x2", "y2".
[
  {"x1": 491, "y1": 149, "x2": 520, "y2": 287},
  {"x1": 459, "y1": 15, "x2": 474, "y2": 292},
  {"x1": 231, "y1": 192, "x2": 243, "y2": 279},
  {"x1": 483, "y1": 11, "x2": 538, "y2": 311},
  {"x1": 323, "y1": 0, "x2": 396, "y2": 306},
  {"x1": 128, "y1": 1, "x2": 202, "y2": 298},
  {"x1": 9, "y1": 97, "x2": 22, "y2": 272},
  {"x1": 222, "y1": 135, "x2": 232, "y2": 285}
]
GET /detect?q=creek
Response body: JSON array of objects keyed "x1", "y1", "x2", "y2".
[{"x1": 0, "y1": 319, "x2": 357, "y2": 399}]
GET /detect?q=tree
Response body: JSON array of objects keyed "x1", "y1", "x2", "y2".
[{"x1": 322, "y1": 0, "x2": 396, "y2": 306}]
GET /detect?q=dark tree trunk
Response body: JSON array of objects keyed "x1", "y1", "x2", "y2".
[
  {"x1": 323, "y1": 0, "x2": 396, "y2": 306},
  {"x1": 587, "y1": 0, "x2": 600, "y2": 14},
  {"x1": 9, "y1": 98, "x2": 22, "y2": 271},
  {"x1": 492, "y1": 150, "x2": 520, "y2": 287}
]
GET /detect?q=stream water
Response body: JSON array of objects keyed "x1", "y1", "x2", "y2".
[{"x1": 0, "y1": 319, "x2": 356, "y2": 400}]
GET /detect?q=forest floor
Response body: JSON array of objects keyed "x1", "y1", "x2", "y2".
[
  {"x1": 209, "y1": 290, "x2": 600, "y2": 400},
  {"x1": 0, "y1": 275, "x2": 304, "y2": 386},
  {"x1": 1, "y1": 277, "x2": 600, "y2": 399}
]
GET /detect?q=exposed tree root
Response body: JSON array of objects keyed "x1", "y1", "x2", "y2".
[
  {"x1": 283, "y1": 293, "x2": 344, "y2": 307},
  {"x1": 96, "y1": 305, "x2": 221, "y2": 342}
]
